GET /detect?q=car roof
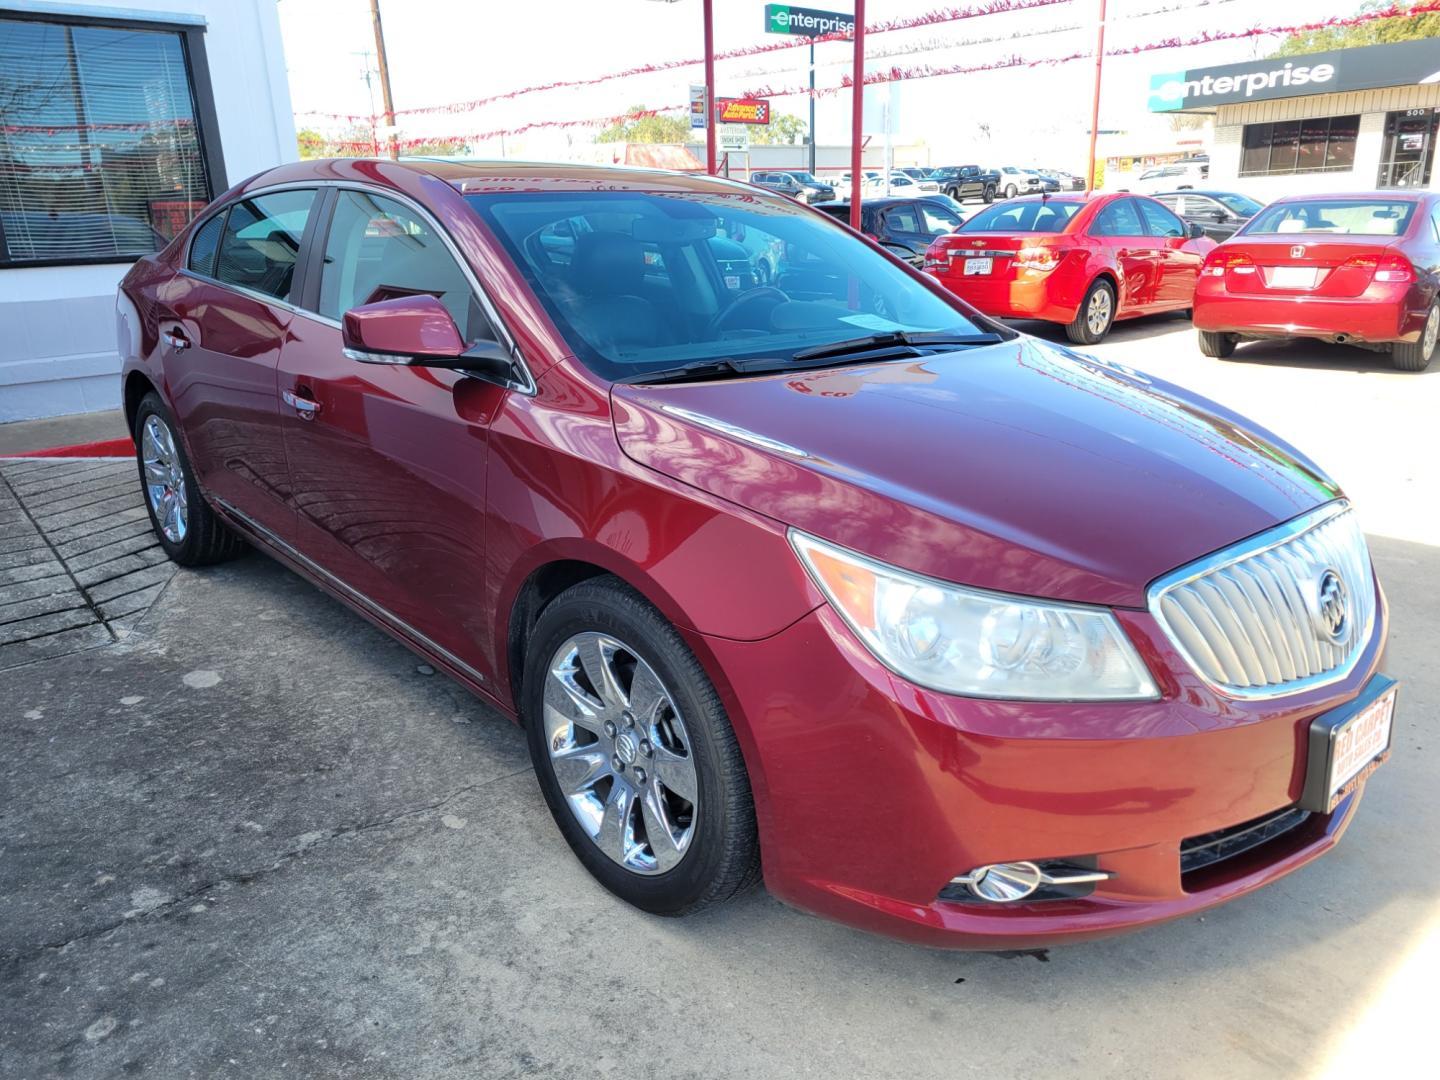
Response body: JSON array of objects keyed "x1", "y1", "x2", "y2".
[
  {"x1": 1268, "y1": 190, "x2": 1427, "y2": 202},
  {"x1": 239, "y1": 157, "x2": 757, "y2": 197}
]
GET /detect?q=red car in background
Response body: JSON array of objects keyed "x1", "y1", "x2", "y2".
[
  {"x1": 1193, "y1": 192, "x2": 1440, "y2": 371},
  {"x1": 116, "y1": 160, "x2": 1393, "y2": 949},
  {"x1": 923, "y1": 193, "x2": 1215, "y2": 343}
]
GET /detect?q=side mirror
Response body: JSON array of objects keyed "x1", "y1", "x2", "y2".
[
  {"x1": 342, "y1": 294, "x2": 464, "y2": 364},
  {"x1": 342, "y1": 294, "x2": 524, "y2": 387},
  {"x1": 1187, "y1": 222, "x2": 1207, "y2": 239}
]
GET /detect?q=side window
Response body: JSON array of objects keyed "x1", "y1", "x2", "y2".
[
  {"x1": 213, "y1": 189, "x2": 316, "y2": 301},
  {"x1": 884, "y1": 205, "x2": 921, "y2": 233},
  {"x1": 187, "y1": 212, "x2": 225, "y2": 277},
  {"x1": 919, "y1": 205, "x2": 961, "y2": 235},
  {"x1": 1431, "y1": 207, "x2": 1440, "y2": 243},
  {"x1": 1137, "y1": 199, "x2": 1186, "y2": 238},
  {"x1": 1090, "y1": 199, "x2": 1146, "y2": 238},
  {"x1": 319, "y1": 189, "x2": 493, "y2": 344}
]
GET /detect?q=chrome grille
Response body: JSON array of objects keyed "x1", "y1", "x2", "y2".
[{"x1": 1148, "y1": 502, "x2": 1375, "y2": 698}]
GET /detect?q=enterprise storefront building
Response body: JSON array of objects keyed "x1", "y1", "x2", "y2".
[{"x1": 1149, "y1": 38, "x2": 1440, "y2": 201}]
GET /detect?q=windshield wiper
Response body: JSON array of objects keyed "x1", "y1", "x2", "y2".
[
  {"x1": 790, "y1": 330, "x2": 1005, "y2": 362},
  {"x1": 622, "y1": 359, "x2": 747, "y2": 385}
]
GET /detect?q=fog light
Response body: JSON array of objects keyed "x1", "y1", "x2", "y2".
[{"x1": 948, "y1": 861, "x2": 1114, "y2": 903}]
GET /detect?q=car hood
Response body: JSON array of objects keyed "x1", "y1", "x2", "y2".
[{"x1": 610, "y1": 337, "x2": 1340, "y2": 608}]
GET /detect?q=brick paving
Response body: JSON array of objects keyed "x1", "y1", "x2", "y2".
[{"x1": 0, "y1": 458, "x2": 174, "y2": 670}]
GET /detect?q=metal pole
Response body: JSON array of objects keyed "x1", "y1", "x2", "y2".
[
  {"x1": 370, "y1": 0, "x2": 399, "y2": 160},
  {"x1": 849, "y1": 0, "x2": 864, "y2": 231},
  {"x1": 808, "y1": 40, "x2": 816, "y2": 176},
  {"x1": 704, "y1": 0, "x2": 717, "y2": 175},
  {"x1": 1085, "y1": 0, "x2": 1106, "y2": 194}
]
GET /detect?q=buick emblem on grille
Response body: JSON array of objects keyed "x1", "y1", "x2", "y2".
[
  {"x1": 1311, "y1": 568, "x2": 1350, "y2": 645},
  {"x1": 1290, "y1": 244, "x2": 1306, "y2": 259}
]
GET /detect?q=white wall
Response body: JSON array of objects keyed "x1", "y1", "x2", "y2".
[
  {"x1": 1208, "y1": 83, "x2": 1440, "y2": 204},
  {"x1": 0, "y1": 0, "x2": 297, "y2": 422}
]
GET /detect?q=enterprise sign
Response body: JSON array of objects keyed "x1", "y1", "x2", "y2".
[
  {"x1": 764, "y1": 4, "x2": 855, "y2": 37},
  {"x1": 1148, "y1": 39, "x2": 1440, "y2": 112}
]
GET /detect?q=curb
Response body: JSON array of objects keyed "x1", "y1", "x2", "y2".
[{"x1": 0, "y1": 437, "x2": 134, "y2": 460}]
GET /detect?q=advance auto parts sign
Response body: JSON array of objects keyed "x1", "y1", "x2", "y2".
[
  {"x1": 715, "y1": 98, "x2": 771, "y2": 125},
  {"x1": 1148, "y1": 39, "x2": 1440, "y2": 112},
  {"x1": 764, "y1": 4, "x2": 855, "y2": 37}
]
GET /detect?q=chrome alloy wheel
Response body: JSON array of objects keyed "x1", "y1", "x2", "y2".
[
  {"x1": 141, "y1": 414, "x2": 188, "y2": 544},
  {"x1": 543, "y1": 632, "x2": 698, "y2": 875},
  {"x1": 1424, "y1": 305, "x2": 1439, "y2": 360},
  {"x1": 1086, "y1": 287, "x2": 1113, "y2": 337}
]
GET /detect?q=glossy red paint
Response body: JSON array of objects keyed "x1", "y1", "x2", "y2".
[
  {"x1": 924, "y1": 192, "x2": 1215, "y2": 327},
  {"x1": 1194, "y1": 191, "x2": 1440, "y2": 345},
  {"x1": 341, "y1": 294, "x2": 466, "y2": 357},
  {"x1": 118, "y1": 160, "x2": 1391, "y2": 948}
]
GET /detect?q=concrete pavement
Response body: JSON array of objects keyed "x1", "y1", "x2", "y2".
[{"x1": 1, "y1": 321, "x2": 1437, "y2": 1079}]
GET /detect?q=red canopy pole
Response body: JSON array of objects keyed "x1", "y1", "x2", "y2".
[
  {"x1": 704, "y1": 0, "x2": 717, "y2": 175},
  {"x1": 849, "y1": 0, "x2": 865, "y2": 231},
  {"x1": 1085, "y1": 0, "x2": 1107, "y2": 195}
]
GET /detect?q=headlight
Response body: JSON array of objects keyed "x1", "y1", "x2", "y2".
[{"x1": 790, "y1": 531, "x2": 1159, "y2": 701}]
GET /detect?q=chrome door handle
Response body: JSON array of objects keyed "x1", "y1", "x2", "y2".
[
  {"x1": 162, "y1": 329, "x2": 191, "y2": 350},
  {"x1": 281, "y1": 389, "x2": 321, "y2": 419}
]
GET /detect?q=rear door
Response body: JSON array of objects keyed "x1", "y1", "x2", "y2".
[
  {"x1": 277, "y1": 186, "x2": 508, "y2": 674},
  {"x1": 162, "y1": 187, "x2": 319, "y2": 541},
  {"x1": 1136, "y1": 197, "x2": 1206, "y2": 309},
  {"x1": 1088, "y1": 198, "x2": 1158, "y2": 312}
]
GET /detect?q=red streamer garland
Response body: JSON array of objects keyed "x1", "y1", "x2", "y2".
[{"x1": 310, "y1": 1, "x2": 1440, "y2": 151}]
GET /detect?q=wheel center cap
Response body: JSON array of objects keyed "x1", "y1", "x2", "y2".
[{"x1": 614, "y1": 731, "x2": 638, "y2": 765}]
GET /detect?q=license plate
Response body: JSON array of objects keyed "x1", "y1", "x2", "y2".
[
  {"x1": 1269, "y1": 265, "x2": 1318, "y2": 289},
  {"x1": 1299, "y1": 677, "x2": 1397, "y2": 813},
  {"x1": 962, "y1": 257, "x2": 993, "y2": 276}
]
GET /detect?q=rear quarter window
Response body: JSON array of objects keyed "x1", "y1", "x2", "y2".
[{"x1": 187, "y1": 212, "x2": 225, "y2": 277}]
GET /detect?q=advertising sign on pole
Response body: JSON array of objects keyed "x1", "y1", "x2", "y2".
[
  {"x1": 714, "y1": 98, "x2": 772, "y2": 125},
  {"x1": 689, "y1": 84, "x2": 708, "y2": 130},
  {"x1": 764, "y1": 4, "x2": 854, "y2": 37}
]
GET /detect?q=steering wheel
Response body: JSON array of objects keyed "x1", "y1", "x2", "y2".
[{"x1": 708, "y1": 286, "x2": 787, "y2": 336}]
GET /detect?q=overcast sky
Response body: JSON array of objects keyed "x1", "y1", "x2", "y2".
[{"x1": 276, "y1": 0, "x2": 1369, "y2": 164}]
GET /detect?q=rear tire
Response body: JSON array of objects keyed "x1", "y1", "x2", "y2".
[
  {"x1": 1066, "y1": 279, "x2": 1116, "y2": 345},
  {"x1": 133, "y1": 393, "x2": 245, "y2": 566},
  {"x1": 1392, "y1": 302, "x2": 1438, "y2": 372},
  {"x1": 1198, "y1": 330, "x2": 1237, "y2": 358},
  {"x1": 522, "y1": 577, "x2": 760, "y2": 917}
]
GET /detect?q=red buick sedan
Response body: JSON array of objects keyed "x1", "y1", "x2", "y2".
[
  {"x1": 922, "y1": 192, "x2": 1215, "y2": 343},
  {"x1": 1193, "y1": 192, "x2": 1440, "y2": 371},
  {"x1": 116, "y1": 160, "x2": 1394, "y2": 949}
]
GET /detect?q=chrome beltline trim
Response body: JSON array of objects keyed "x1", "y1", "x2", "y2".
[{"x1": 214, "y1": 498, "x2": 488, "y2": 686}]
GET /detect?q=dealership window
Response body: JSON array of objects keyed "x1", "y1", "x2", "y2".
[
  {"x1": 0, "y1": 14, "x2": 218, "y2": 266},
  {"x1": 1239, "y1": 115, "x2": 1359, "y2": 177}
]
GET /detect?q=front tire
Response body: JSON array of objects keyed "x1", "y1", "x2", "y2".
[
  {"x1": 1198, "y1": 330, "x2": 1237, "y2": 358},
  {"x1": 1003, "y1": 183, "x2": 1017, "y2": 199},
  {"x1": 1392, "y1": 302, "x2": 1438, "y2": 371},
  {"x1": 523, "y1": 577, "x2": 760, "y2": 917},
  {"x1": 133, "y1": 393, "x2": 245, "y2": 566},
  {"x1": 1066, "y1": 279, "x2": 1116, "y2": 344},
  {"x1": 983, "y1": 185, "x2": 996, "y2": 204}
]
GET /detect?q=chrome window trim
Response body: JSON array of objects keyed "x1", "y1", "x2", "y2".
[
  {"x1": 179, "y1": 177, "x2": 536, "y2": 396},
  {"x1": 1146, "y1": 500, "x2": 1376, "y2": 701},
  {"x1": 214, "y1": 497, "x2": 490, "y2": 687}
]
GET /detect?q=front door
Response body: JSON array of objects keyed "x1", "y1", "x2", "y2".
[
  {"x1": 277, "y1": 187, "x2": 503, "y2": 675},
  {"x1": 1136, "y1": 197, "x2": 1204, "y2": 310},
  {"x1": 1377, "y1": 108, "x2": 1438, "y2": 189},
  {"x1": 162, "y1": 188, "x2": 318, "y2": 541}
]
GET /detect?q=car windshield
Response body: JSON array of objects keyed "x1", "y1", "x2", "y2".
[
  {"x1": 1244, "y1": 199, "x2": 1417, "y2": 237},
  {"x1": 466, "y1": 190, "x2": 985, "y2": 380},
  {"x1": 959, "y1": 199, "x2": 1083, "y2": 233},
  {"x1": 1215, "y1": 193, "x2": 1263, "y2": 216},
  {"x1": 790, "y1": 172, "x2": 818, "y2": 183}
]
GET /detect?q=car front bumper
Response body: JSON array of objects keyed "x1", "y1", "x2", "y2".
[{"x1": 691, "y1": 591, "x2": 1389, "y2": 949}]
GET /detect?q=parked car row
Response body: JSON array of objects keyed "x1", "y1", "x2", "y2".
[{"x1": 915, "y1": 187, "x2": 1438, "y2": 371}]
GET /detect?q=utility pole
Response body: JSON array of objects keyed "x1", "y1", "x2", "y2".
[
  {"x1": 370, "y1": 0, "x2": 399, "y2": 160},
  {"x1": 808, "y1": 39, "x2": 816, "y2": 176},
  {"x1": 703, "y1": 0, "x2": 717, "y2": 175},
  {"x1": 849, "y1": 0, "x2": 864, "y2": 232},
  {"x1": 1085, "y1": 0, "x2": 1106, "y2": 194}
]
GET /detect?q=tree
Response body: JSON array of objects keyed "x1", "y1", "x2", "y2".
[
  {"x1": 595, "y1": 105, "x2": 693, "y2": 144},
  {"x1": 1271, "y1": 0, "x2": 1440, "y2": 56},
  {"x1": 748, "y1": 113, "x2": 808, "y2": 145}
]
